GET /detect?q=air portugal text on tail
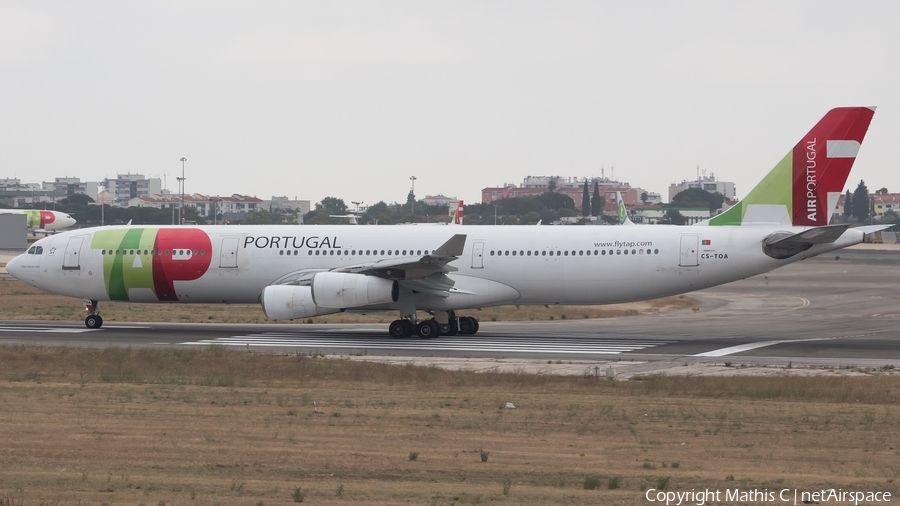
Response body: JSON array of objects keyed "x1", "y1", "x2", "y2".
[
  {"x1": 4, "y1": 106, "x2": 882, "y2": 336},
  {"x1": 709, "y1": 107, "x2": 875, "y2": 227}
]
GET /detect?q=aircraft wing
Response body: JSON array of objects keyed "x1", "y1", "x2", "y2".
[{"x1": 331, "y1": 234, "x2": 467, "y2": 297}]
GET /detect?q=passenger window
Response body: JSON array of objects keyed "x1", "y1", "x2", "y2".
[
  {"x1": 512, "y1": 251, "x2": 517, "y2": 256},
  {"x1": 490, "y1": 251, "x2": 495, "y2": 256},
  {"x1": 308, "y1": 251, "x2": 313, "y2": 256},
  {"x1": 542, "y1": 251, "x2": 546, "y2": 256},
  {"x1": 601, "y1": 250, "x2": 606, "y2": 255},
  {"x1": 101, "y1": 249, "x2": 106, "y2": 255},
  {"x1": 380, "y1": 250, "x2": 385, "y2": 255},
  {"x1": 527, "y1": 251, "x2": 531, "y2": 256},
  {"x1": 330, "y1": 250, "x2": 335, "y2": 255},
  {"x1": 315, "y1": 251, "x2": 320, "y2": 255},
  {"x1": 654, "y1": 249, "x2": 659, "y2": 254},
  {"x1": 417, "y1": 250, "x2": 422, "y2": 255},
  {"x1": 279, "y1": 250, "x2": 284, "y2": 256},
  {"x1": 616, "y1": 250, "x2": 621, "y2": 255},
  {"x1": 564, "y1": 251, "x2": 568, "y2": 256},
  {"x1": 632, "y1": 249, "x2": 636, "y2": 255},
  {"x1": 579, "y1": 251, "x2": 583, "y2": 256},
  {"x1": 594, "y1": 250, "x2": 599, "y2": 255},
  {"x1": 624, "y1": 249, "x2": 629, "y2": 255}
]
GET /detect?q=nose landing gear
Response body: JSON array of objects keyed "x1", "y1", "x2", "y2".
[{"x1": 83, "y1": 299, "x2": 103, "y2": 329}]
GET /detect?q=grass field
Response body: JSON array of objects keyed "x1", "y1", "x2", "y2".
[
  {"x1": 1, "y1": 346, "x2": 899, "y2": 505},
  {"x1": 0, "y1": 277, "x2": 696, "y2": 324}
]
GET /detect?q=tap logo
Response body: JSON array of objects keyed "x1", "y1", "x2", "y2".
[{"x1": 90, "y1": 228, "x2": 212, "y2": 301}]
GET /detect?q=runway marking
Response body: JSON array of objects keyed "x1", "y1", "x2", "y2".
[
  {"x1": 771, "y1": 296, "x2": 810, "y2": 315},
  {"x1": 0, "y1": 326, "x2": 98, "y2": 334},
  {"x1": 694, "y1": 337, "x2": 835, "y2": 357},
  {"x1": 182, "y1": 332, "x2": 673, "y2": 355}
]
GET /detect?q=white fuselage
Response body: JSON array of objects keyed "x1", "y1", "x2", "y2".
[{"x1": 8, "y1": 224, "x2": 865, "y2": 311}]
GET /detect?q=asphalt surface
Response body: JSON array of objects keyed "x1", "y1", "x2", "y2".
[{"x1": 1, "y1": 247, "x2": 899, "y2": 373}]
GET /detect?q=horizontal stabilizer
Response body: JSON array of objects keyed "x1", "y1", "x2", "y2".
[{"x1": 763, "y1": 225, "x2": 848, "y2": 259}]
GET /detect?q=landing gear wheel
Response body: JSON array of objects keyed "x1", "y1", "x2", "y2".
[
  {"x1": 85, "y1": 314, "x2": 103, "y2": 329},
  {"x1": 388, "y1": 319, "x2": 413, "y2": 338},
  {"x1": 438, "y1": 322, "x2": 451, "y2": 335},
  {"x1": 458, "y1": 316, "x2": 479, "y2": 335},
  {"x1": 416, "y1": 320, "x2": 439, "y2": 339}
]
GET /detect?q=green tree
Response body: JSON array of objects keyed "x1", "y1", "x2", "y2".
[
  {"x1": 843, "y1": 189, "x2": 852, "y2": 219},
  {"x1": 641, "y1": 191, "x2": 649, "y2": 204},
  {"x1": 661, "y1": 209, "x2": 687, "y2": 225},
  {"x1": 581, "y1": 181, "x2": 590, "y2": 217},
  {"x1": 316, "y1": 197, "x2": 348, "y2": 215},
  {"x1": 852, "y1": 180, "x2": 869, "y2": 222},
  {"x1": 243, "y1": 209, "x2": 273, "y2": 225},
  {"x1": 534, "y1": 192, "x2": 575, "y2": 211},
  {"x1": 547, "y1": 177, "x2": 559, "y2": 193},
  {"x1": 672, "y1": 188, "x2": 725, "y2": 212},
  {"x1": 591, "y1": 182, "x2": 602, "y2": 217}
]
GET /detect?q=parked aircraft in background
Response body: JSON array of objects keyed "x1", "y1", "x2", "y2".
[
  {"x1": 7, "y1": 107, "x2": 885, "y2": 338},
  {"x1": 0, "y1": 209, "x2": 76, "y2": 235}
]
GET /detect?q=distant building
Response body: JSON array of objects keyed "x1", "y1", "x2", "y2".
[
  {"x1": 668, "y1": 172, "x2": 736, "y2": 202},
  {"x1": 103, "y1": 173, "x2": 162, "y2": 206},
  {"x1": 482, "y1": 176, "x2": 642, "y2": 212},
  {"x1": 127, "y1": 193, "x2": 263, "y2": 220},
  {"x1": 632, "y1": 206, "x2": 711, "y2": 225},
  {"x1": 42, "y1": 177, "x2": 87, "y2": 197},
  {"x1": 263, "y1": 196, "x2": 311, "y2": 215},
  {"x1": 421, "y1": 194, "x2": 458, "y2": 207}
]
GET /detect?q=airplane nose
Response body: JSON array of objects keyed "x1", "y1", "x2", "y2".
[{"x1": 5, "y1": 254, "x2": 23, "y2": 281}]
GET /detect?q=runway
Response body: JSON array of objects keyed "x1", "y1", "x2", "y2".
[{"x1": 1, "y1": 247, "x2": 899, "y2": 374}]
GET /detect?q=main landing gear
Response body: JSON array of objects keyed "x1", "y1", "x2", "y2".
[
  {"x1": 388, "y1": 311, "x2": 479, "y2": 339},
  {"x1": 83, "y1": 299, "x2": 103, "y2": 329}
]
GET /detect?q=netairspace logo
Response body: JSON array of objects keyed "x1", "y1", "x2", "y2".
[{"x1": 644, "y1": 488, "x2": 892, "y2": 505}]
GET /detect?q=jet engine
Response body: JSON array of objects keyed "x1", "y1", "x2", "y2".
[
  {"x1": 261, "y1": 285, "x2": 340, "y2": 320},
  {"x1": 311, "y1": 272, "x2": 399, "y2": 308}
]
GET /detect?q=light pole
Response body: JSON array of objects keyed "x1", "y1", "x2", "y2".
[
  {"x1": 352, "y1": 201, "x2": 363, "y2": 214},
  {"x1": 409, "y1": 176, "x2": 417, "y2": 215},
  {"x1": 179, "y1": 157, "x2": 187, "y2": 225}
]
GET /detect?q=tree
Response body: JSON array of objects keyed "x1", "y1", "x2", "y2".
[
  {"x1": 581, "y1": 181, "x2": 590, "y2": 217},
  {"x1": 243, "y1": 209, "x2": 273, "y2": 225},
  {"x1": 672, "y1": 188, "x2": 725, "y2": 213},
  {"x1": 852, "y1": 180, "x2": 869, "y2": 222},
  {"x1": 591, "y1": 182, "x2": 602, "y2": 217},
  {"x1": 316, "y1": 197, "x2": 347, "y2": 215},
  {"x1": 661, "y1": 209, "x2": 687, "y2": 225},
  {"x1": 843, "y1": 190, "x2": 852, "y2": 219},
  {"x1": 547, "y1": 177, "x2": 559, "y2": 193},
  {"x1": 641, "y1": 191, "x2": 649, "y2": 204}
]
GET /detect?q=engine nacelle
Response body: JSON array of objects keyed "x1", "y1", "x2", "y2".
[
  {"x1": 261, "y1": 285, "x2": 341, "y2": 320},
  {"x1": 311, "y1": 272, "x2": 399, "y2": 309}
]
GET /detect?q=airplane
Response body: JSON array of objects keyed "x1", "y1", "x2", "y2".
[
  {"x1": 0, "y1": 209, "x2": 77, "y2": 235},
  {"x1": 6, "y1": 107, "x2": 886, "y2": 338},
  {"x1": 451, "y1": 200, "x2": 464, "y2": 225},
  {"x1": 616, "y1": 192, "x2": 633, "y2": 225}
]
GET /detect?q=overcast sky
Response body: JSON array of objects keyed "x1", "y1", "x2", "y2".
[{"x1": 2, "y1": 1, "x2": 898, "y2": 208}]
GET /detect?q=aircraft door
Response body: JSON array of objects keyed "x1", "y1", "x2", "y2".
[
  {"x1": 62, "y1": 237, "x2": 84, "y2": 270},
  {"x1": 472, "y1": 241, "x2": 484, "y2": 269},
  {"x1": 679, "y1": 235, "x2": 699, "y2": 267},
  {"x1": 219, "y1": 237, "x2": 240, "y2": 268}
]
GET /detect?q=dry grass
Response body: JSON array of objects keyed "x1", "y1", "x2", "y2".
[
  {"x1": 1, "y1": 346, "x2": 899, "y2": 505},
  {"x1": 0, "y1": 277, "x2": 696, "y2": 324}
]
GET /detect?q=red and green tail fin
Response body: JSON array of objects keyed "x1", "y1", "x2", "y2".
[{"x1": 709, "y1": 107, "x2": 876, "y2": 227}]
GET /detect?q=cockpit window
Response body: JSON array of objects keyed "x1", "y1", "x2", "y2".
[
  {"x1": 35, "y1": 246, "x2": 43, "y2": 254},
  {"x1": 27, "y1": 246, "x2": 35, "y2": 254}
]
